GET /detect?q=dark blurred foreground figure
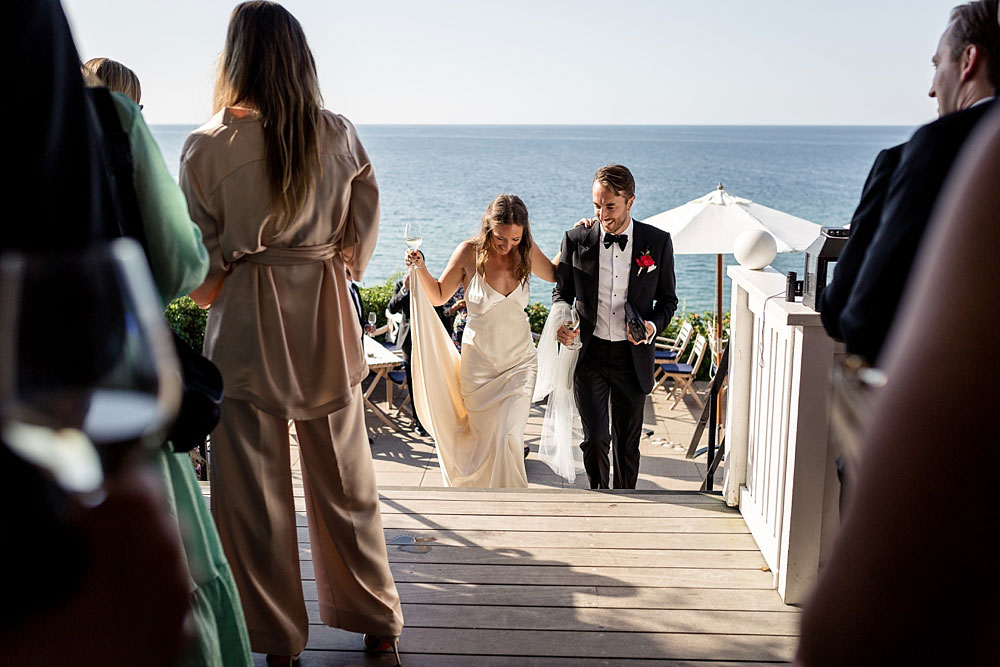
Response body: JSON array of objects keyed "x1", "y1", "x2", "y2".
[
  {"x1": 0, "y1": 0, "x2": 189, "y2": 664},
  {"x1": 796, "y1": 96, "x2": 1000, "y2": 667},
  {"x1": 838, "y1": 0, "x2": 1000, "y2": 364}
]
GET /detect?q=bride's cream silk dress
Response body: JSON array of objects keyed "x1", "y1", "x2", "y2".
[{"x1": 410, "y1": 270, "x2": 534, "y2": 488}]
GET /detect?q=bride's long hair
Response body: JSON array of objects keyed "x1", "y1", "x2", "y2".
[
  {"x1": 473, "y1": 194, "x2": 533, "y2": 285},
  {"x1": 214, "y1": 1, "x2": 323, "y2": 236}
]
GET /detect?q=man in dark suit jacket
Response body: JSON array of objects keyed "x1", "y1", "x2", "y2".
[
  {"x1": 818, "y1": 143, "x2": 905, "y2": 340},
  {"x1": 553, "y1": 165, "x2": 677, "y2": 489},
  {"x1": 840, "y1": 0, "x2": 1000, "y2": 365}
]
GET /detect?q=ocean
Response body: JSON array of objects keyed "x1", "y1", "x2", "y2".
[{"x1": 150, "y1": 124, "x2": 914, "y2": 313}]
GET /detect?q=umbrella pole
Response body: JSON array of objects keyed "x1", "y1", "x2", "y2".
[
  {"x1": 715, "y1": 253, "x2": 724, "y2": 445},
  {"x1": 715, "y1": 254, "x2": 723, "y2": 366}
]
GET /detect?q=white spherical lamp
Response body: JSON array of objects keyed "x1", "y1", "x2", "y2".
[{"x1": 733, "y1": 230, "x2": 777, "y2": 270}]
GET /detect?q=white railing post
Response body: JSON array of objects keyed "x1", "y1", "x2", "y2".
[
  {"x1": 723, "y1": 274, "x2": 752, "y2": 507},
  {"x1": 723, "y1": 266, "x2": 839, "y2": 604}
]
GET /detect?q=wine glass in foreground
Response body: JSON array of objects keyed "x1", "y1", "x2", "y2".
[
  {"x1": 0, "y1": 239, "x2": 181, "y2": 497},
  {"x1": 563, "y1": 305, "x2": 582, "y2": 351},
  {"x1": 403, "y1": 221, "x2": 423, "y2": 250}
]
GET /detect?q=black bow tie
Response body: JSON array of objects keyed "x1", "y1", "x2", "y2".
[{"x1": 603, "y1": 233, "x2": 628, "y2": 251}]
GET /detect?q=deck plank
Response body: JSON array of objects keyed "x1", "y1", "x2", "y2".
[
  {"x1": 299, "y1": 561, "x2": 773, "y2": 588},
  {"x1": 304, "y1": 626, "x2": 797, "y2": 661},
  {"x1": 303, "y1": 602, "x2": 799, "y2": 635},
  {"x1": 301, "y1": 582, "x2": 796, "y2": 612},
  {"x1": 303, "y1": 513, "x2": 750, "y2": 533},
  {"x1": 291, "y1": 652, "x2": 786, "y2": 667},
  {"x1": 382, "y1": 546, "x2": 767, "y2": 568}
]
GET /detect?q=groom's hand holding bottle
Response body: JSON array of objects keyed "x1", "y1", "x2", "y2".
[{"x1": 626, "y1": 321, "x2": 656, "y2": 345}]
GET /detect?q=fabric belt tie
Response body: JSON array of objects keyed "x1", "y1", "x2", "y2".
[{"x1": 241, "y1": 242, "x2": 341, "y2": 265}]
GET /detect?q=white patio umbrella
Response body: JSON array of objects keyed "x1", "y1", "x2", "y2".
[{"x1": 643, "y1": 183, "x2": 821, "y2": 360}]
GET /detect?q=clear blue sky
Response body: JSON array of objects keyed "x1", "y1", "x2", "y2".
[{"x1": 64, "y1": 0, "x2": 961, "y2": 126}]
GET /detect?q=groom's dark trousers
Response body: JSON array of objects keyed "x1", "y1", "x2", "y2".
[
  {"x1": 554, "y1": 219, "x2": 677, "y2": 489},
  {"x1": 575, "y1": 337, "x2": 646, "y2": 488}
]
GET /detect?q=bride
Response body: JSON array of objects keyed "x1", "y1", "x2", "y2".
[{"x1": 405, "y1": 194, "x2": 557, "y2": 487}]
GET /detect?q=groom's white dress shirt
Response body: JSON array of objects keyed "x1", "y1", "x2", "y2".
[{"x1": 595, "y1": 221, "x2": 633, "y2": 342}]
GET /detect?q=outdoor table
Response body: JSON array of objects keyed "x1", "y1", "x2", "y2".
[{"x1": 362, "y1": 334, "x2": 404, "y2": 432}]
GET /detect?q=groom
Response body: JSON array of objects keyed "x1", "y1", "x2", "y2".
[{"x1": 553, "y1": 165, "x2": 677, "y2": 489}]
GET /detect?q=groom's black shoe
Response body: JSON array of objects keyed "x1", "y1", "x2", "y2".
[
  {"x1": 524, "y1": 446, "x2": 530, "y2": 459},
  {"x1": 414, "y1": 424, "x2": 428, "y2": 437}
]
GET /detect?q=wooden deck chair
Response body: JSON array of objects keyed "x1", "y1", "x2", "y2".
[
  {"x1": 659, "y1": 334, "x2": 709, "y2": 409},
  {"x1": 382, "y1": 308, "x2": 403, "y2": 355},
  {"x1": 705, "y1": 321, "x2": 729, "y2": 380},
  {"x1": 387, "y1": 366, "x2": 411, "y2": 414},
  {"x1": 653, "y1": 321, "x2": 693, "y2": 391}
]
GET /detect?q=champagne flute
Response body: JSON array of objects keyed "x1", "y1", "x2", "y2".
[
  {"x1": 367, "y1": 311, "x2": 377, "y2": 335},
  {"x1": 403, "y1": 221, "x2": 423, "y2": 250},
  {"x1": 563, "y1": 305, "x2": 582, "y2": 351},
  {"x1": 0, "y1": 239, "x2": 182, "y2": 495}
]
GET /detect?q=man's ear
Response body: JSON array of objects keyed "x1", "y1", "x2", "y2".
[{"x1": 960, "y1": 43, "x2": 980, "y2": 82}]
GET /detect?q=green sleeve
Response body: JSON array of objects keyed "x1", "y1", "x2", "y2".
[{"x1": 111, "y1": 93, "x2": 209, "y2": 306}]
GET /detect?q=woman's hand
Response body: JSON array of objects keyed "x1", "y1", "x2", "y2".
[{"x1": 405, "y1": 249, "x2": 425, "y2": 270}]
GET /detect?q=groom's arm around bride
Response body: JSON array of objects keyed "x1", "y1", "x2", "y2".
[{"x1": 552, "y1": 164, "x2": 677, "y2": 489}]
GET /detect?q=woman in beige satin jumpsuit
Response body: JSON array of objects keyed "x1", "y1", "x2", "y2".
[{"x1": 180, "y1": 2, "x2": 402, "y2": 663}]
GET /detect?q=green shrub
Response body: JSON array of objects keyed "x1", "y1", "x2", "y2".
[
  {"x1": 525, "y1": 302, "x2": 550, "y2": 336},
  {"x1": 359, "y1": 274, "x2": 401, "y2": 336},
  {"x1": 165, "y1": 274, "x2": 403, "y2": 351},
  {"x1": 165, "y1": 296, "x2": 208, "y2": 350}
]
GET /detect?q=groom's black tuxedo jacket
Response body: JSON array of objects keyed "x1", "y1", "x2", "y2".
[{"x1": 553, "y1": 219, "x2": 678, "y2": 394}]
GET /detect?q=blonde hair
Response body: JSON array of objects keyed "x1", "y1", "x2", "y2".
[
  {"x1": 81, "y1": 58, "x2": 141, "y2": 104},
  {"x1": 473, "y1": 194, "x2": 533, "y2": 285},
  {"x1": 214, "y1": 1, "x2": 323, "y2": 235}
]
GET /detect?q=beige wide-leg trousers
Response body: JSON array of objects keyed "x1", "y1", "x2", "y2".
[{"x1": 209, "y1": 385, "x2": 403, "y2": 656}]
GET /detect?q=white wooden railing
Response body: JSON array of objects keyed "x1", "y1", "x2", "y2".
[{"x1": 722, "y1": 266, "x2": 844, "y2": 604}]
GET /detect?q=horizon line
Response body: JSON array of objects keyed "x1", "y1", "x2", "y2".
[{"x1": 146, "y1": 121, "x2": 921, "y2": 128}]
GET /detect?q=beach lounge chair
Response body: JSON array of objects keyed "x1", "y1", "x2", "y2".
[
  {"x1": 658, "y1": 334, "x2": 709, "y2": 409},
  {"x1": 653, "y1": 321, "x2": 694, "y2": 391}
]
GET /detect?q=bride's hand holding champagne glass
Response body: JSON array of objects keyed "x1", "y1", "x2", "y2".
[
  {"x1": 404, "y1": 221, "x2": 422, "y2": 251},
  {"x1": 403, "y1": 221, "x2": 426, "y2": 273}
]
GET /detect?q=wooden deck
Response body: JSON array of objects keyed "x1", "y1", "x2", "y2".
[
  {"x1": 201, "y1": 377, "x2": 802, "y2": 664},
  {"x1": 218, "y1": 484, "x2": 799, "y2": 666}
]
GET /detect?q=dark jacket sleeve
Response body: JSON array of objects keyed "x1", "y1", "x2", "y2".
[
  {"x1": 818, "y1": 143, "x2": 904, "y2": 340},
  {"x1": 650, "y1": 232, "x2": 678, "y2": 335},
  {"x1": 552, "y1": 231, "x2": 575, "y2": 305},
  {"x1": 840, "y1": 103, "x2": 991, "y2": 364},
  {"x1": 387, "y1": 279, "x2": 409, "y2": 315}
]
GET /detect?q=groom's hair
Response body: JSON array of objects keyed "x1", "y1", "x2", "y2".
[{"x1": 594, "y1": 164, "x2": 635, "y2": 200}]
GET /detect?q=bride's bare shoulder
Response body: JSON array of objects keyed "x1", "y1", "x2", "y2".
[{"x1": 453, "y1": 240, "x2": 477, "y2": 262}]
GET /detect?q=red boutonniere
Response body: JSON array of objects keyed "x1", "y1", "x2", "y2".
[{"x1": 636, "y1": 248, "x2": 657, "y2": 275}]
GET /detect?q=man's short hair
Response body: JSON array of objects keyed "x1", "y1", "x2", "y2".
[
  {"x1": 594, "y1": 164, "x2": 635, "y2": 200},
  {"x1": 948, "y1": 1, "x2": 1000, "y2": 88}
]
